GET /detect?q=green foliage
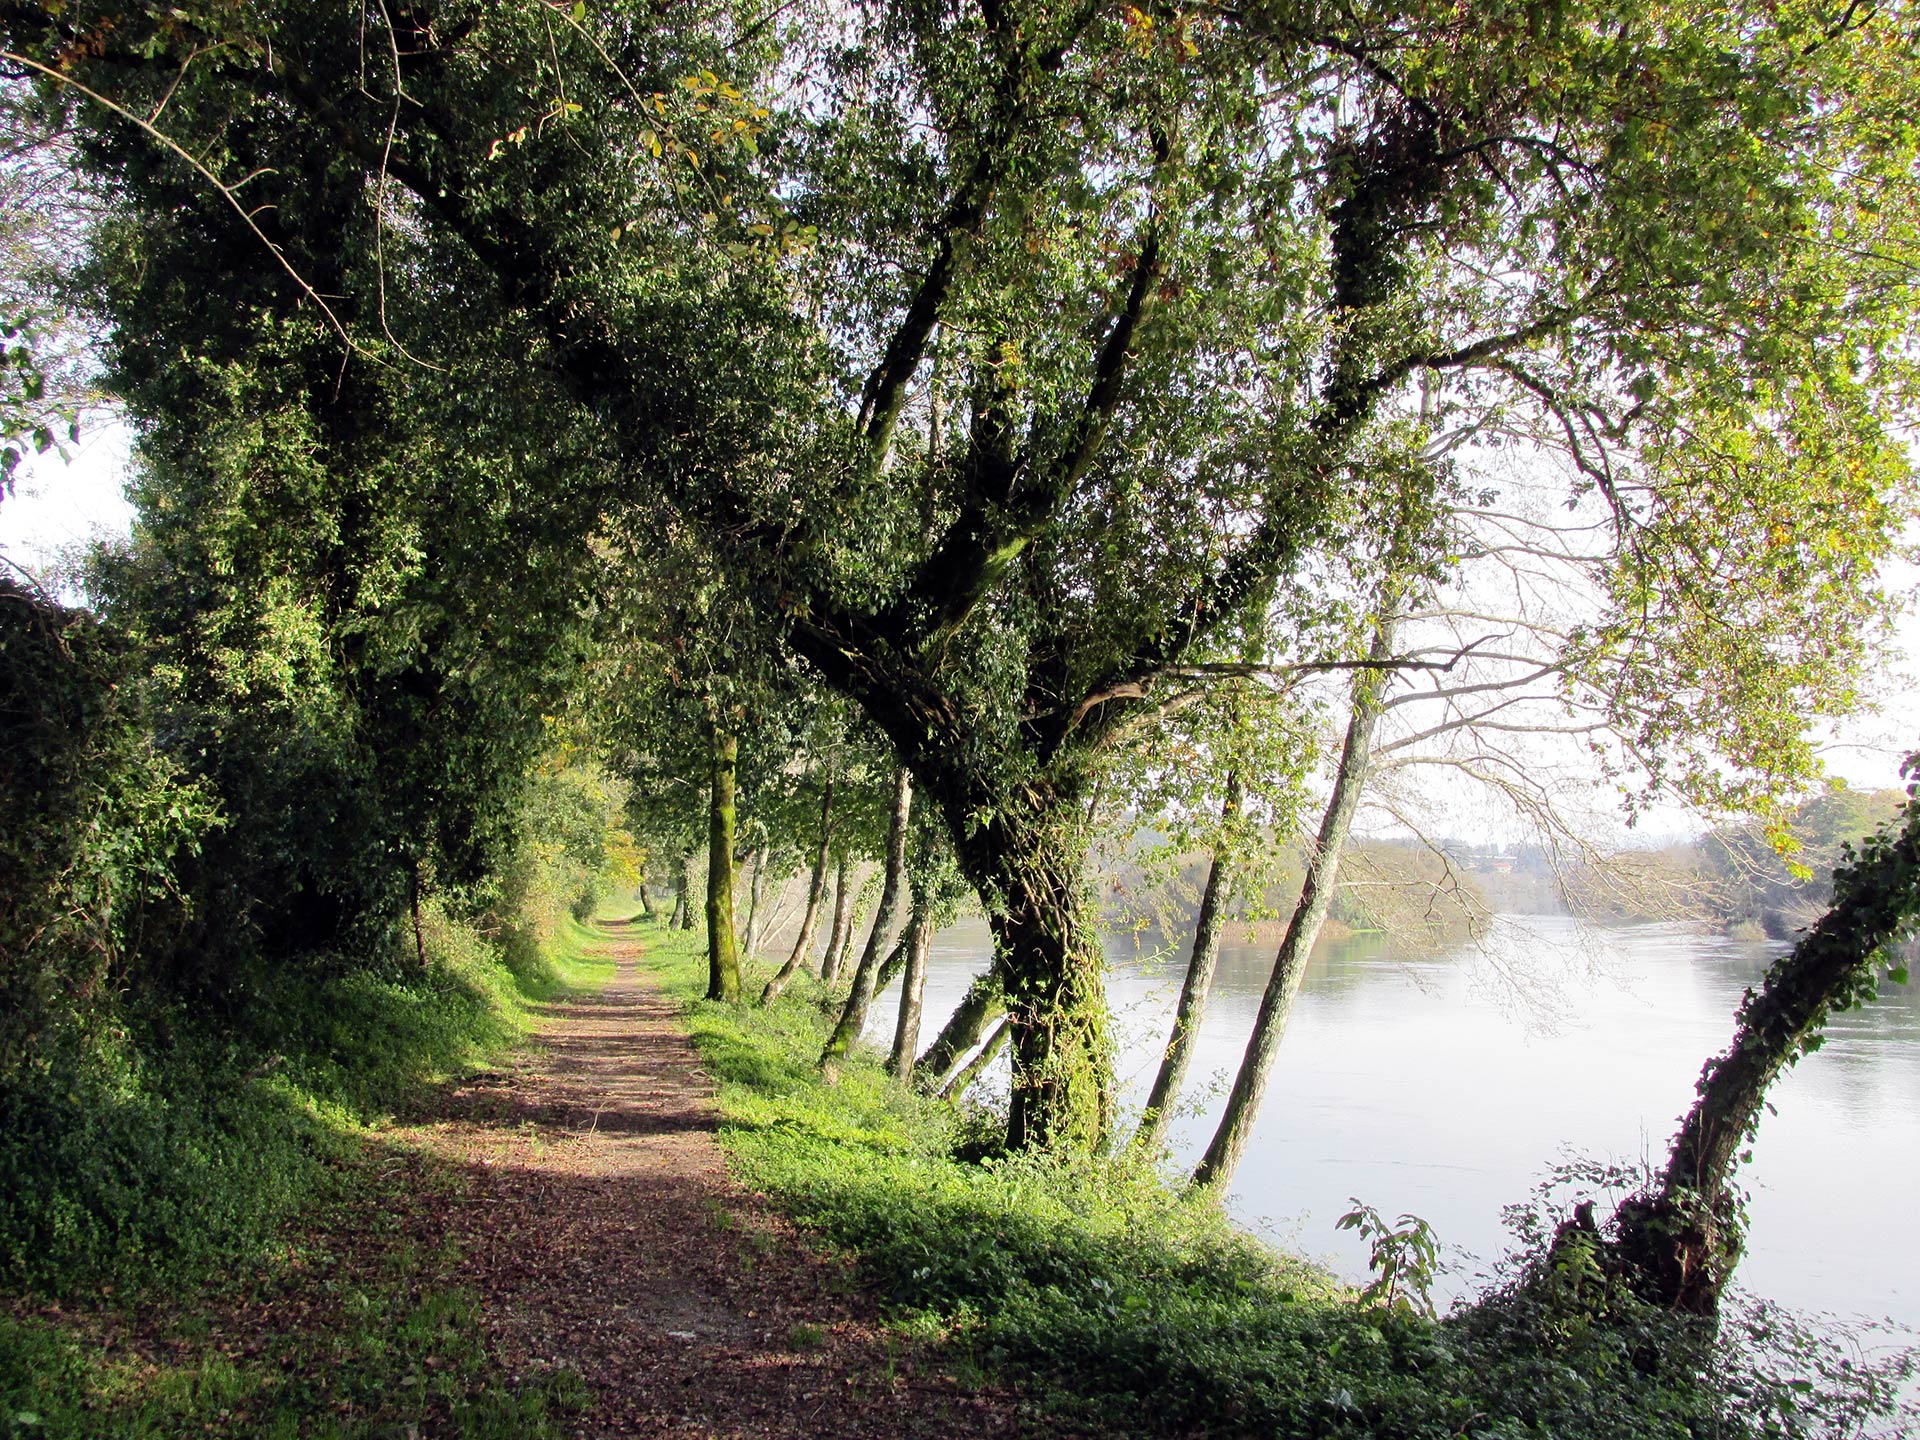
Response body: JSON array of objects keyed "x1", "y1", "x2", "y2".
[
  {"x1": 0, "y1": 753, "x2": 615, "y2": 1296},
  {"x1": 0, "y1": 580, "x2": 215, "y2": 1077},
  {"x1": 1337, "y1": 1200, "x2": 1441, "y2": 1319},
  {"x1": 0, "y1": 1161, "x2": 588, "y2": 1440},
  {"x1": 646, "y1": 927, "x2": 1915, "y2": 1437}
]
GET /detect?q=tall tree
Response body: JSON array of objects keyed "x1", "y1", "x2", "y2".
[
  {"x1": 820, "y1": 764, "x2": 913, "y2": 1072},
  {"x1": 14, "y1": 0, "x2": 1915, "y2": 1149}
]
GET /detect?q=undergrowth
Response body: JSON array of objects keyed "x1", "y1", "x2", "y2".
[
  {"x1": 638, "y1": 921, "x2": 1915, "y2": 1439},
  {"x1": 0, "y1": 906, "x2": 612, "y2": 1437},
  {"x1": 0, "y1": 906, "x2": 610, "y2": 1294}
]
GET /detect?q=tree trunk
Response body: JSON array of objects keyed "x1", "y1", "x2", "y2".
[
  {"x1": 818, "y1": 855, "x2": 853, "y2": 982},
  {"x1": 668, "y1": 854, "x2": 690, "y2": 929},
  {"x1": 1135, "y1": 774, "x2": 1242, "y2": 1155},
  {"x1": 873, "y1": 926, "x2": 913, "y2": 996},
  {"x1": 821, "y1": 766, "x2": 913, "y2": 1071},
  {"x1": 705, "y1": 723, "x2": 741, "y2": 1002},
  {"x1": 1605, "y1": 770, "x2": 1920, "y2": 1314},
  {"x1": 741, "y1": 842, "x2": 771, "y2": 961},
  {"x1": 888, "y1": 905, "x2": 935, "y2": 1080},
  {"x1": 673, "y1": 850, "x2": 698, "y2": 930},
  {"x1": 913, "y1": 971, "x2": 1005, "y2": 1091},
  {"x1": 638, "y1": 881, "x2": 655, "y2": 919},
  {"x1": 942, "y1": 1015, "x2": 1011, "y2": 1101},
  {"x1": 761, "y1": 781, "x2": 835, "y2": 1005},
  {"x1": 409, "y1": 862, "x2": 429, "y2": 971},
  {"x1": 1193, "y1": 621, "x2": 1396, "y2": 1189},
  {"x1": 966, "y1": 802, "x2": 1110, "y2": 1151}
]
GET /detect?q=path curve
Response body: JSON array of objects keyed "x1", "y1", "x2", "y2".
[{"x1": 406, "y1": 919, "x2": 1024, "y2": 1438}]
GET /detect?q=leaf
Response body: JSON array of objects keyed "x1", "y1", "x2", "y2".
[{"x1": 571, "y1": 0, "x2": 586, "y2": 19}]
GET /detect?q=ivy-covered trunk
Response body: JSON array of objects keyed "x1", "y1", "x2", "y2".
[
  {"x1": 1607, "y1": 766, "x2": 1920, "y2": 1313},
  {"x1": 955, "y1": 795, "x2": 1111, "y2": 1151},
  {"x1": 704, "y1": 722, "x2": 741, "y2": 1002}
]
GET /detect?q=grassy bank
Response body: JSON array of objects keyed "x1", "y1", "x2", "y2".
[
  {"x1": 0, "y1": 909, "x2": 613, "y2": 1438},
  {"x1": 637, "y1": 921, "x2": 1911, "y2": 1440}
]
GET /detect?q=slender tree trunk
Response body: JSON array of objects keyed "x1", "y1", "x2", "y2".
[
  {"x1": 705, "y1": 723, "x2": 741, "y2": 1002},
  {"x1": 668, "y1": 856, "x2": 689, "y2": 929},
  {"x1": 741, "y1": 843, "x2": 771, "y2": 961},
  {"x1": 873, "y1": 926, "x2": 913, "y2": 995},
  {"x1": 638, "y1": 881, "x2": 655, "y2": 919},
  {"x1": 818, "y1": 855, "x2": 853, "y2": 982},
  {"x1": 821, "y1": 766, "x2": 913, "y2": 1071},
  {"x1": 913, "y1": 971, "x2": 1004, "y2": 1091},
  {"x1": 409, "y1": 863, "x2": 429, "y2": 971},
  {"x1": 942, "y1": 1015, "x2": 1011, "y2": 1101},
  {"x1": 1603, "y1": 773, "x2": 1920, "y2": 1314},
  {"x1": 762, "y1": 782, "x2": 835, "y2": 1004},
  {"x1": 672, "y1": 850, "x2": 697, "y2": 930},
  {"x1": 1135, "y1": 774, "x2": 1242, "y2": 1155},
  {"x1": 1193, "y1": 621, "x2": 1396, "y2": 1189},
  {"x1": 889, "y1": 904, "x2": 935, "y2": 1080}
]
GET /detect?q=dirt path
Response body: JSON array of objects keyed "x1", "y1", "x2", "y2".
[{"x1": 402, "y1": 919, "x2": 1025, "y2": 1438}]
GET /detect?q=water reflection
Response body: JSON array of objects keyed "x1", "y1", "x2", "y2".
[{"x1": 865, "y1": 913, "x2": 1920, "y2": 1326}]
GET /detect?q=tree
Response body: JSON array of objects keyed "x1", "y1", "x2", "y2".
[
  {"x1": 820, "y1": 764, "x2": 913, "y2": 1072},
  {"x1": 12, "y1": 0, "x2": 1915, "y2": 1149},
  {"x1": 1583, "y1": 757, "x2": 1920, "y2": 1314}
]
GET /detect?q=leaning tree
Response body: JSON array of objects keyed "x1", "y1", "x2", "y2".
[{"x1": 7, "y1": 0, "x2": 1915, "y2": 1146}]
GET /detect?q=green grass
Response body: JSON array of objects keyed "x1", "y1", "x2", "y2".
[
  {"x1": 637, "y1": 921, "x2": 1915, "y2": 1440},
  {"x1": 0, "y1": 902, "x2": 615, "y2": 1439},
  {"x1": 0, "y1": 1151, "x2": 588, "y2": 1440}
]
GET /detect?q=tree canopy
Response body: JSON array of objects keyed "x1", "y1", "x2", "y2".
[{"x1": 3, "y1": 0, "x2": 1915, "y2": 1145}]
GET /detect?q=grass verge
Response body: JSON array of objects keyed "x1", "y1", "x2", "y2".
[{"x1": 0, "y1": 907, "x2": 613, "y2": 1438}]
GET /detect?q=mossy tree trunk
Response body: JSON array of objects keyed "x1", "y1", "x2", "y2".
[
  {"x1": 704, "y1": 720, "x2": 741, "y2": 1002},
  {"x1": 1607, "y1": 766, "x2": 1920, "y2": 1314},
  {"x1": 941, "y1": 1015, "x2": 1012, "y2": 1101},
  {"x1": 821, "y1": 766, "x2": 912, "y2": 1071},
  {"x1": 915, "y1": 971, "x2": 1005, "y2": 1092}
]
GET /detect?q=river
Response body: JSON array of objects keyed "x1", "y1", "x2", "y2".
[{"x1": 863, "y1": 913, "x2": 1920, "y2": 1330}]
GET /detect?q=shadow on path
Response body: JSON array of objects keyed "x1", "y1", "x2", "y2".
[{"x1": 395, "y1": 919, "x2": 1030, "y2": 1439}]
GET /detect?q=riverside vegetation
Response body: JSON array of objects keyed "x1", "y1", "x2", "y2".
[
  {"x1": 6, "y1": 0, "x2": 1920, "y2": 1433},
  {"x1": 640, "y1": 920, "x2": 1920, "y2": 1438}
]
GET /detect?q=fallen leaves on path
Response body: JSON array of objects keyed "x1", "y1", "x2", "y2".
[{"x1": 400, "y1": 918, "x2": 1034, "y2": 1438}]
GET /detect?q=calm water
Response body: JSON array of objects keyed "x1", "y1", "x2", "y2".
[{"x1": 863, "y1": 914, "x2": 1920, "y2": 1327}]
